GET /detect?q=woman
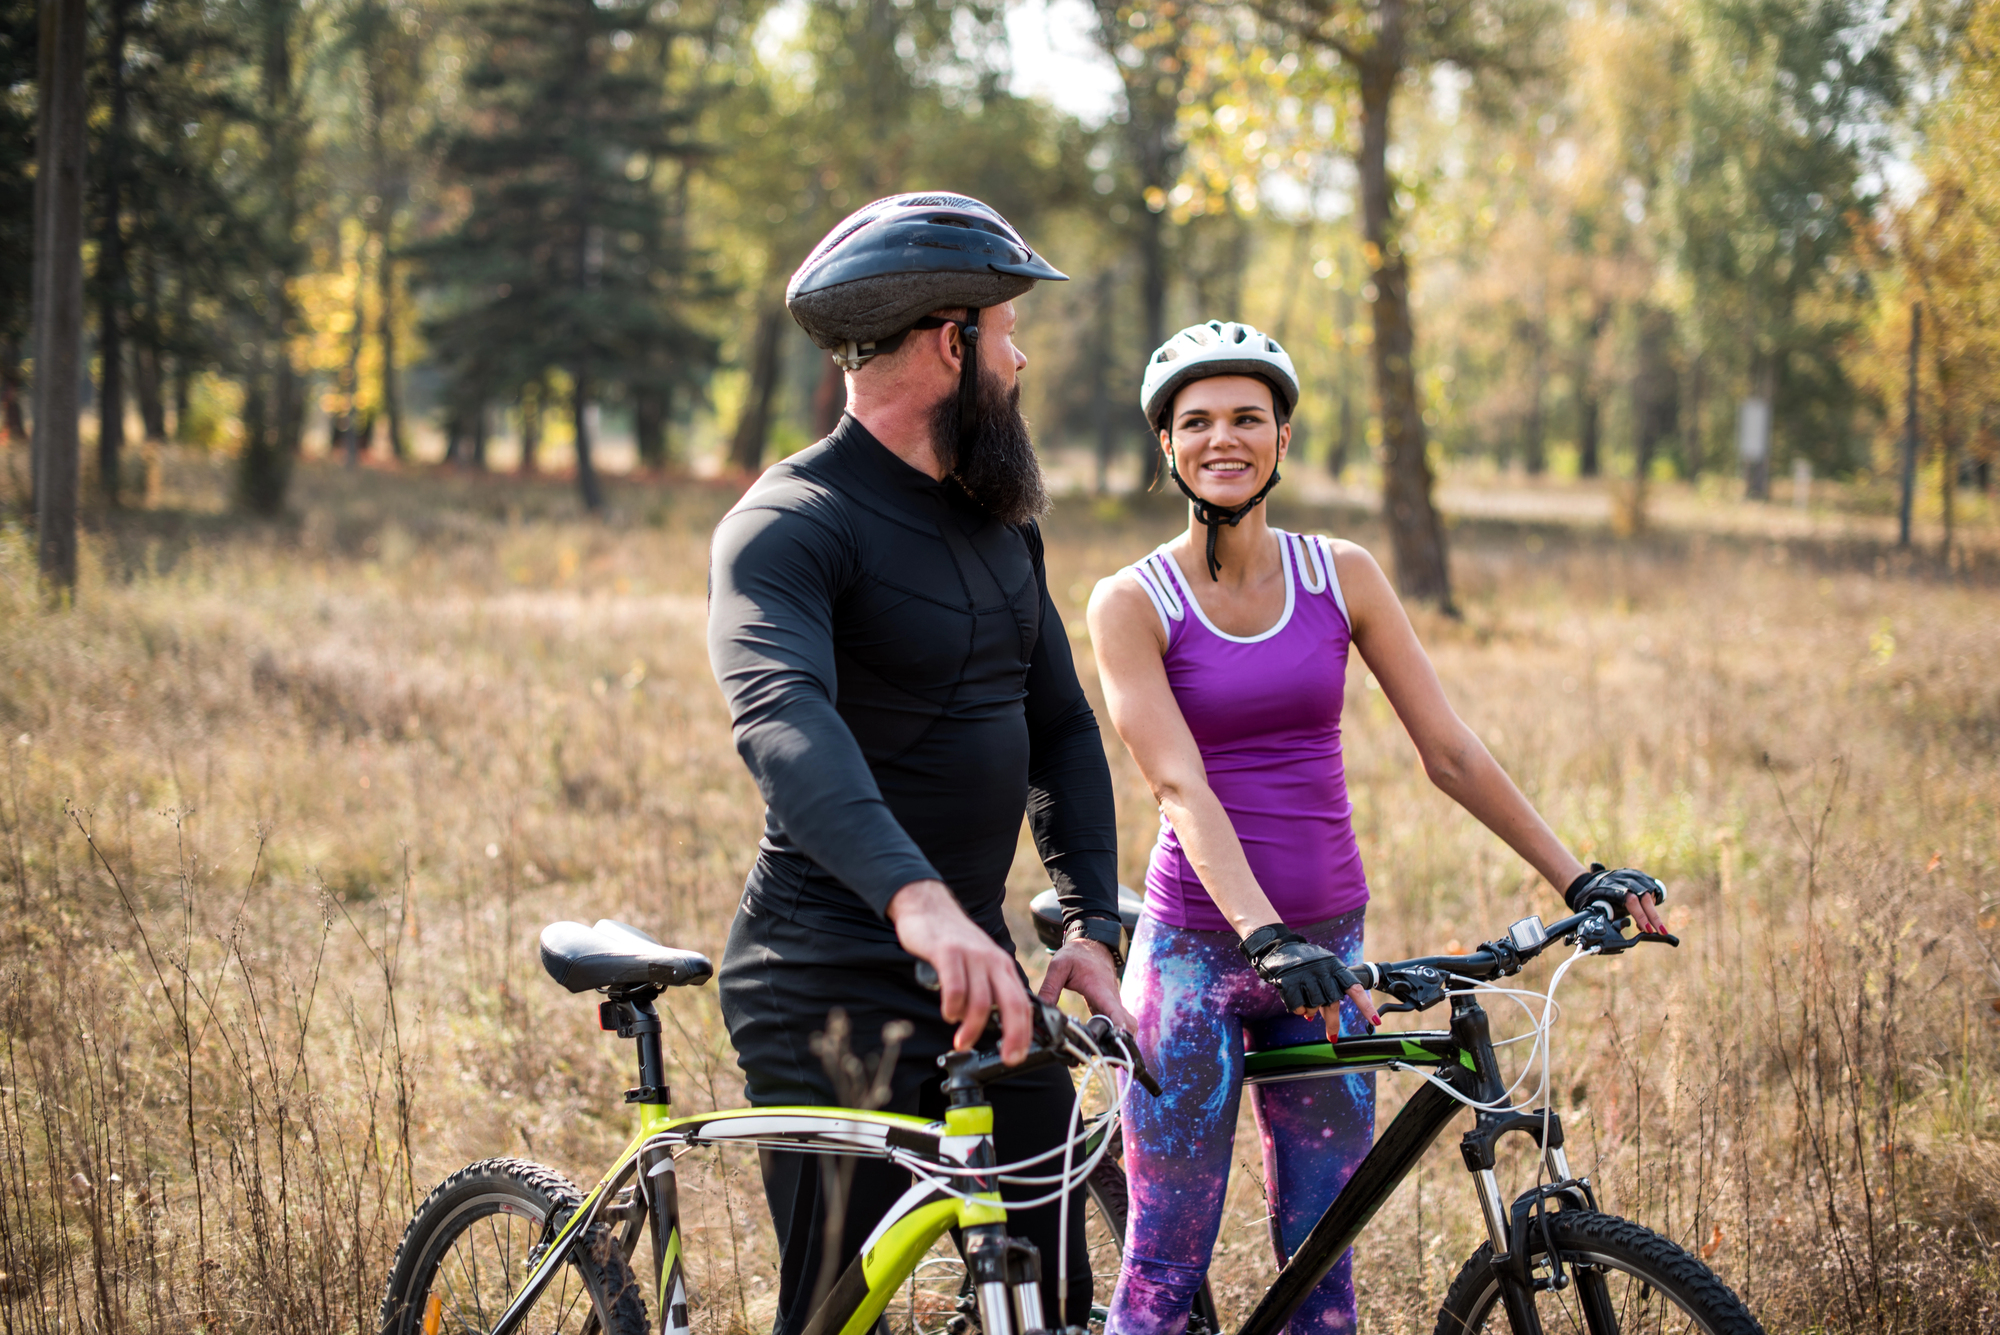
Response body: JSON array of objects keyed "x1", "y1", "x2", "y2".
[{"x1": 1089, "y1": 321, "x2": 1667, "y2": 1335}]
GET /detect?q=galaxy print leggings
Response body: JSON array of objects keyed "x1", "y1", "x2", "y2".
[{"x1": 1107, "y1": 908, "x2": 1375, "y2": 1335}]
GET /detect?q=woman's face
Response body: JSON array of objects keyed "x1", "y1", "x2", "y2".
[{"x1": 1160, "y1": 374, "x2": 1291, "y2": 505}]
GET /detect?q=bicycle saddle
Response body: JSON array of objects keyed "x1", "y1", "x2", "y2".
[
  {"x1": 539, "y1": 919, "x2": 714, "y2": 993},
  {"x1": 1028, "y1": 885, "x2": 1144, "y2": 954}
]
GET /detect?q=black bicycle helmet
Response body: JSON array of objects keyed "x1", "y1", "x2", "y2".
[{"x1": 786, "y1": 192, "x2": 1067, "y2": 371}]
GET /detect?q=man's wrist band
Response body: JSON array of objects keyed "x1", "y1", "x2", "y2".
[{"x1": 1064, "y1": 916, "x2": 1125, "y2": 971}]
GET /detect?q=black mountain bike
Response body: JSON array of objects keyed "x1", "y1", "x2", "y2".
[{"x1": 1029, "y1": 892, "x2": 1764, "y2": 1335}]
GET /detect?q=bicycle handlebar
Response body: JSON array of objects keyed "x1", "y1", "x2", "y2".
[
  {"x1": 1353, "y1": 904, "x2": 1679, "y2": 1015},
  {"x1": 912, "y1": 961, "x2": 1162, "y2": 1096}
]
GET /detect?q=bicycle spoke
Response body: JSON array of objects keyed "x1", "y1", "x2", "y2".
[
  {"x1": 459, "y1": 1238, "x2": 492, "y2": 1332},
  {"x1": 437, "y1": 1258, "x2": 481, "y2": 1334}
]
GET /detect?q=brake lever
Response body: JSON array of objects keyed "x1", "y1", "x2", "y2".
[
  {"x1": 1083, "y1": 1015, "x2": 1163, "y2": 1097},
  {"x1": 1375, "y1": 965, "x2": 1450, "y2": 1014},
  {"x1": 1575, "y1": 915, "x2": 1681, "y2": 954}
]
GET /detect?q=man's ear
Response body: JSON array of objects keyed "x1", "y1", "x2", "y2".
[{"x1": 940, "y1": 321, "x2": 964, "y2": 375}]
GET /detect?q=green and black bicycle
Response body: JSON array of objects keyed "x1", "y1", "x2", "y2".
[{"x1": 379, "y1": 904, "x2": 1763, "y2": 1335}]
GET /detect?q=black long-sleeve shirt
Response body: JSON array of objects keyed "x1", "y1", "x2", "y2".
[{"x1": 707, "y1": 415, "x2": 1119, "y2": 946}]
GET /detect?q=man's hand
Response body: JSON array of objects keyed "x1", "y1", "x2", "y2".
[
  {"x1": 888, "y1": 879, "x2": 1033, "y2": 1064},
  {"x1": 1037, "y1": 938, "x2": 1135, "y2": 1032}
]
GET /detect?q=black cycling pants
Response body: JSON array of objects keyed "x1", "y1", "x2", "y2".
[{"x1": 719, "y1": 904, "x2": 1092, "y2": 1335}]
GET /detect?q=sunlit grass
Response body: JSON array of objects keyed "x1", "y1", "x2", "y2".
[{"x1": 0, "y1": 454, "x2": 1995, "y2": 1332}]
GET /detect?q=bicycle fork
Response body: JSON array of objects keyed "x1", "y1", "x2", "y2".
[{"x1": 1453, "y1": 998, "x2": 1612, "y2": 1335}]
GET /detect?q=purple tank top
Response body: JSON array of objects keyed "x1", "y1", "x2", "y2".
[{"x1": 1125, "y1": 530, "x2": 1369, "y2": 932}]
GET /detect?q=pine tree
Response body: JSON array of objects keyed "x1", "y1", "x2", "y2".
[
  {"x1": 0, "y1": 0, "x2": 35, "y2": 448},
  {"x1": 415, "y1": 0, "x2": 712, "y2": 509}
]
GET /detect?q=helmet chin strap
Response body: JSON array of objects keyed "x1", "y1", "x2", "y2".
[
  {"x1": 955, "y1": 307, "x2": 982, "y2": 459},
  {"x1": 1165, "y1": 446, "x2": 1282, "y2": 581}
]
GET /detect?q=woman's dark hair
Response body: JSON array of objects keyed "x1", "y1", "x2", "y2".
[{"x1": 1164, "y1": 372, "x2": 1292, "y2": 438}]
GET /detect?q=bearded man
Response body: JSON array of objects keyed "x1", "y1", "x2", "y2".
[{"x1": 707, "y1": 194, "x2": 1131, "y2": 1335}]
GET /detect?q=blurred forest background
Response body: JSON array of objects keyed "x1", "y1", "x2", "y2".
[
  {"x1": 5, "y1": 0, "x2": 1998, "y2": 587},
  {"x1": 3, "y1": 1, "x2": 2000, "y2": 1334}
]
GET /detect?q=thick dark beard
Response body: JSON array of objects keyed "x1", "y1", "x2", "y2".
[{"x1": 929, "y1": 367, "x2": 1049, "y2": 527}]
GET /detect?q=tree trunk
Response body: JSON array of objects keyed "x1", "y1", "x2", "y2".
[
  {"x1": 1680, "y1": 354, "x2": 1703, "y2": 479},
  {"x1": 338, "y1": 225, "x2": 368, "y2": 465},
  {"x1": 136, "y1": 334, "x2": 164, "y2": 505},
  {"x1": 470, "y1": 401, "x2": 487, "y2": 469},
  {"x1": 1354, "y1": 34, "x2": 1452, "y2": 609},
  {"x1": 1136, "y1": 200, "x2": 1167, "y2": 490},
  {"x1": 2, "y1": 340, "x2": 26, "y2": 447},
  {"x1": 237, "y1": 0, "x2": 304, "y2": 515},
  {"x1": 1935, "y1": 350, "x2": 1956, "y2": 562},
  {"x1": 368, "y1": 29, "x2": 405, "y2": 465},
  {"x1": 1520, "y1": 317, "x2": 1546, "y2": 474},
  {"x1": 1330, "y1": 288, "x2": 1354, "y2": 479},
  {"x1": 134, "y1": 331, "x2": 165, "y2": 441},
  {"x1": 33, "y1": 0, "x2": 89, "y2": 591},
  {"x1": 1745, "y1": 358, "x2": 1775, "y2": 502},
  {"x1": 441, "y1": 410, "x2": 463, "y2": 465},
  {"x1": 1093, "y1": 268, "x2": 1117, "y2": 497},
  {"x1": 1627, "y1": 309, "x2": 1677, "y2": 532},
  {"x1": 95, "y1": 0, "x2": 130, "y2": 507},
  {"x1": 1576, "y1": 303, "x2": 1608, "y2": 478},
  {"x1": 172, "y1": 350, "x2": 190, "y2": 442},
  {"x1": 1577, "y1": 394, "x2": 1600, "y2": 478},
  {"x1": 730, "y1": 299, "x2": 784, "y2": 473},
  {"x1": 519, "y1": 382, "x2": 540, "y2": 473},
  {"x1": 634, "y1": 387, "x2": 666, "y2": 469},
  {"x1": 377, "y1": 230, "x2": 403, "y2": 459},
  {"x1": 572, "y1": 369, "x2": 603, "y2": 511}
]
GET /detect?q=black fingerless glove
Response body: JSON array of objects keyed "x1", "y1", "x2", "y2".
[
  {"x1": 1564, "y1": 863, "x2": 1668, "y2": 915},
  {"x1": 1240, "y1": 924, "x2": 1362, "y2": 1012}
]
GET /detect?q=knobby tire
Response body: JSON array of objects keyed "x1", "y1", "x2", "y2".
[
  {"x1": 1433, "y1": 1209, "x2": 1763, "y2": 1335},
  {"x1": 380, "y1": 1157, "x2": 647, "y2": 1335}
]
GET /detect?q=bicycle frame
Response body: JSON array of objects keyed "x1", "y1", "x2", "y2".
[
  {"x1": 486, "y1": 993, "x2": 1081, "y2": 1335},
  {"x1": 1229, "y1": 992, "x2": 1595, "y2": 1335},
  {"x1": 501, "y1": 986, "x2": 1589, "y2": 1335}
]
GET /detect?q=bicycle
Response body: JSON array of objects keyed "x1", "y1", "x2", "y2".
[
  {"x1": 1028, "y1": 895, "x2": 1763, "y2": 1335},
  {"x1": 377, "y1": 917, "x2": 1154, "y2": 1335},
  {"x1": 381, "y1": 904, "x2": 1765, "y2": 1335}
]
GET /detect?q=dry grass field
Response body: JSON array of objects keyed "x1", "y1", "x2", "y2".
[{"x1": 1, "y1": 454, "x2": 1997, "y2": 1334}]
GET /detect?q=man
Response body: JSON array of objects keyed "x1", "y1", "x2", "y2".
[{"x1": 707, "y1": 192, "x2": 1131, "y2": 1335}]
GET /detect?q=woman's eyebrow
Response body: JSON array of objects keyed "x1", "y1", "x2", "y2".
[{"x1": 1177, "y1": 404, "x2": 1267, "y2": 422}]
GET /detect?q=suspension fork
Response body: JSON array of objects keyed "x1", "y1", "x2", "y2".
[
  {"x1": 939, "y1": 1052, "x2": 1047, "y2": 1335},
  {"x1": 1448, "y1": 996, "x2": 1554, "y2": 1335}
]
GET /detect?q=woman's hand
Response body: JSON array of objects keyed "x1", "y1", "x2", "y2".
[
  {"x1": 1317, "y1": 982, "x2": 1381, "y2": 1041},
  {"x1": 1240, "y1": 925, "x2": 1383, "y2": 1034}
]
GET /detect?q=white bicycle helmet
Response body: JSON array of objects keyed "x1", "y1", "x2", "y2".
[{"x1": 1140, "y1": 320, "x2": 1300, "y2": 432}]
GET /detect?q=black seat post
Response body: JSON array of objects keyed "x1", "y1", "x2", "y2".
[{"x1": 601, "y1": 987, "x2": 671, "y2": 1105}]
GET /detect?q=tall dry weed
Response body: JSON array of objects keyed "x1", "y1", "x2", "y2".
[{"x1": 0, "y1": 458, "x2": 1993, "y2": 1333}]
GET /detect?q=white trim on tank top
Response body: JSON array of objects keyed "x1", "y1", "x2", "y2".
[
  {"x1": 1153, "y1": 530, "x2": 1298, "y2": 644},
  {"x1": 1124, "y1": 530, "x2": 1350, "y2": 640},
  {"x1": 1296, "y1": 532, "x2": 1352, "y2": 631}
]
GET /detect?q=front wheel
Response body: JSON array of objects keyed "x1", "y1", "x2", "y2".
[
  {"x1": 379, "y1": 1157, "x2": 647, "y2": 1335},
  {"x1": 1433, "y1": 1209, "x2": 1763, "y2": 1335}
]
